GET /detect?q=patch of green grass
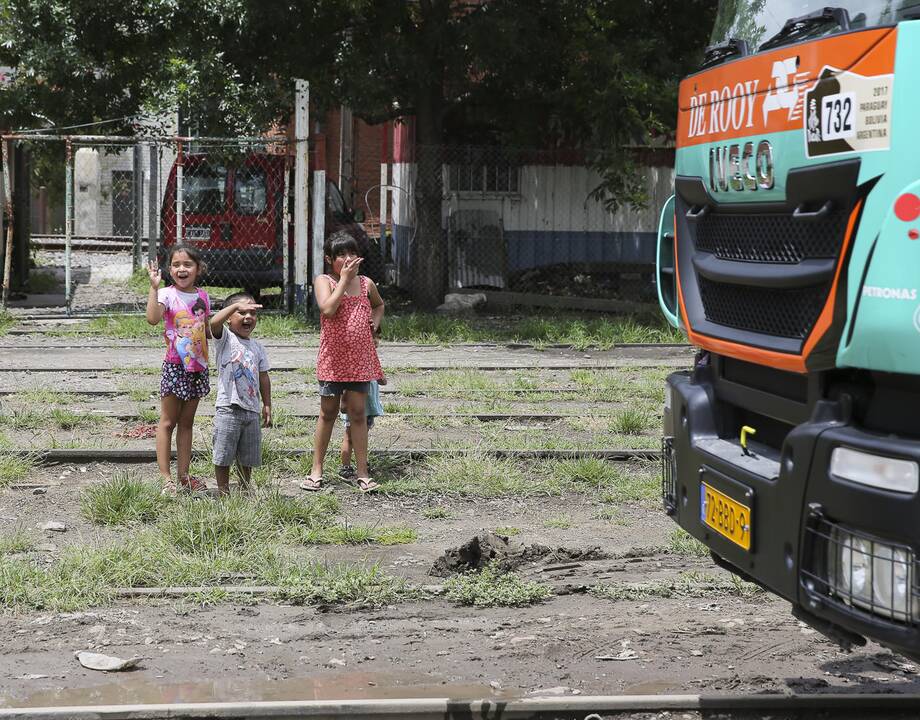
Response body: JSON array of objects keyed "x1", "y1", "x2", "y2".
[
  {"x1": 262, "y1": 490, "x2": 341, "y2": 529},
  {"x1": 597, "y1": 467, "x2": 660, "y2": 505},
  {"x1": 158, "y1": 495, "x2": 276, "y2": 554},
  {"x1": 444, "y1": 564, "x2": 551, "y2": 607},
  {"x1": 0, "y1": 528, "x2": 33, "y2": 555},
  {"x1": 137, "y1": 406, "x2": 160, "y2": 424},
  {"x1": 253, "y1": 314, "x2": 316, "y2": 339},
  {"x1": 0, "y1": 309, "x2": 15, "y2": 336},
  {"x1": 51, "y1": 408, "x2": 103, "y2": 430},
  {"x1": 494, "y1": 526, "x2": 521, "y2": 536},
  {"x1": 421, "y1": 506, "x2": 454, "y2": 520},
  {"x1": 124, "y1": 386, "x2": 154, "y2": 402},
  {"x1": 381, "y1": 312, "x2": 682, "y2": 348},
  {"x1": 268, "y1": 560, "x2": 415, "y2": 607},
  {"x1": 590, "y1": 571, "x2": 762, "y2": 601},
  {"x1": 297, "y1": 523, "x2": 416, "y2": 546},
  {"x1": 382, "y1": 452, "x2": 562, "y2": 497},
  {"x1": 668, "y1": 529, "x2": 710, "y2": 557},
  {"x1": 84, "y1": 315, "x2": 159, "y2": 339},
  {"x1": 547, "y1": 457, "x2": 622, "y2": 490},
  {"x1": 382, "y1": 401, "x2": 416, "y2": 414},
  {"x1": 399, "y1": 369, "x2": 499, "y2": 396},
  {"x1": 543, "y1": 514, "x2": 573, "y2": 529},
  {"x1": 0, "y1": 452, "x2": 38, "y2": 487},
  {"x1": 1, "y1": 409, "x2": 49, "y2": 430},
  {"x1": 80, "y1": 473, "x2": 169, "y2": 526},
  {"x1": 612, "y1": 406, "x2": 655, "y2": 435},
  {"x1": 16, "y1": 389, "x2": 76, "y2": 406},
  {"x1": 126, "y1": 267, "x2": 150, "y2": 295}
]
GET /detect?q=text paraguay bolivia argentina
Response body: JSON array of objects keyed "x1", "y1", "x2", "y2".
[{"x1": 688, "y1": 81, "x2": 761, "y2": 138}]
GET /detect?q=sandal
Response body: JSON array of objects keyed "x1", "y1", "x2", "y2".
[
  {"x1": 180, "y1": 475, "x2": 208, "y2": 493},
  {"x1": 299, "y1": 476, "x2": 323, "y2": 492},
  {"x1": 161, "y1": 481, "x2": 178, "y2": 497},
  {"x1": 357, "y1": 477, "x2": 380, "y2": 493}
]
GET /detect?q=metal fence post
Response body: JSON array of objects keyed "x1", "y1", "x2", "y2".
[
  {"x1": 0, "y1": 139, "x2": 12, "y2": 310},
  {"x1": 64, "y1": 139, "x2": 73, "y2": 314},
  {"x1": 132, "y1": 143, "x2": 143, "y2": 271},
  {"x1": 148, "y1": 143, "x2": 158, "y2": 264},
  {"x1": 175, "y1": 139, "x2": 184, "y2": 246},
  {"x1": 312, "y1": 170, "x2": 326, "y2": 303},
  {"x1": 282, "y1": 153, "x2": 291, "y2": 312},
  {"x1": 293, "y1": 79, "x2": 309, "y2": 312}
]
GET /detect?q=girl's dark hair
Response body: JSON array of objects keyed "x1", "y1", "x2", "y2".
[
  {"x1": 167, "y1": 244, "x2": 208, "y2": 276},
  {"x1": 323, "y1": 230, "x2": 360, "y2": 260}
]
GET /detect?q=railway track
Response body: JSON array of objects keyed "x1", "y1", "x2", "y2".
[{"x1": 2, "y1": 692, "x2": 920, "y2": 719}]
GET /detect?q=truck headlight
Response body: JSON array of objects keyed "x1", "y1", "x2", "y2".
[
  {"x1": 831, "y1": 528, "x2": 914, "y2": 621},
  {"x1": 830, "y1": 448, "x2": 919, "y2": 494}
]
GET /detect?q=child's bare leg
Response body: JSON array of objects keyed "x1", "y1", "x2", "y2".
[
  {"x1": 340, "y1": 426, "x2": 353, "y2": 467},
  {"x1": 215, "y1": 465, "x2": 231, "y2": 495},
  {"x1": 175, "y1": 398, "x2": 200, "y2": 482},
  {"x1": 237, "y1": 465, "x2": 252, "y2": 492},
  {"x1": 310, "y1": 395, "x2": 341, "y2": 478},
  {"x1": 157, "y1": 395, "x2": 181, "y2": 484},
  {"x1": 345, "y1": 391, "x2": 370, "y2": 478}
]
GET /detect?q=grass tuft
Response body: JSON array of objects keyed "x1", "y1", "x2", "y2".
[
  {"x1": 444, "y1": 564, "x2": 551, "y2": 607},
  {"x1": 668, "y1": 529, "x2": 710, "y2": 557},
  {"x1": 0, "y1": 528, "x2": 33, "y2": 555},
  {"x1": 80, "y1": 473, "x2": 168, "y2": 526},
  {"x1": 0, "y1": 451, "x2": 38, "y2": 487}
]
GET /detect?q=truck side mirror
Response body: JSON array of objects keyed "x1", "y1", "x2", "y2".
[{"x1": 657, "y1": 194, "x2": 680, "y2": 328}]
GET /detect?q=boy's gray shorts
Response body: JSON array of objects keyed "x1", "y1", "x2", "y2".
[{"x1": 212, "y1": 405, "x2": 261, "y2": 468}]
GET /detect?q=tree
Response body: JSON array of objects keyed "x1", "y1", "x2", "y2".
[{"x1": 0, "y1": 0, "x2": 715, "y2": 307}]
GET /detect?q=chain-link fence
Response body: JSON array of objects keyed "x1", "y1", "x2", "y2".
[
  {"x1": 3, "y1": 134, "x2": 298, "y2": 314},
  {"x1": 385, "y1": 144, "x2": 675, "y2": 305}
]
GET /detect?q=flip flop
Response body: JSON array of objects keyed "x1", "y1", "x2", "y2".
[
  {"x1": 357, "y1": 477, "x2": 380, "y2": 493},
  {"x1": 299, "y1": 476, "x2": 323, "y2": 492}
]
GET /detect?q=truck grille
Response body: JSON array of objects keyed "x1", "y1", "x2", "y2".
[
  {"x1": 694, "y1": 209, "x2": 849, "y2": 263},
  {"x1": 698, "y1": 278, "x2": 830, "y2": 340}
]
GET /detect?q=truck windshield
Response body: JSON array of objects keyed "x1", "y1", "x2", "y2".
[{"x1": 711, "y1": 0, "x2": 920, "y2": 51}]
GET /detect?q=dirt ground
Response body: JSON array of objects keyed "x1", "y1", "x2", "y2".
[{"x1": 1, "y1": 335, "x2": 918, "y2": 711}]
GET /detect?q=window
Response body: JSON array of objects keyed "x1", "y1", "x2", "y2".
[
  {"x1": 447, "y1": 155, "x2": 520, "y2": 194},
  {"x1": 235, "y1": 167, "x2": 268, "y2": 215},
  {"x1": 185, "y1": 165, "x2": 227, "y2": 215}
]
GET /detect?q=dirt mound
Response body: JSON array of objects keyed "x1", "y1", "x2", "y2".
[{"x1": 429, "y1": 532, "x2": 608, "y2": 577}]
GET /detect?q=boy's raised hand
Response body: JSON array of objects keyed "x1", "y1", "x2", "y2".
[
  {"x1": 234, "y1": 300, "x2": 263, "y2": 313},
  {"x1": 147, "y1": 260, "x2": 161, "y2": 289},
  {"x1": 340, "y1": 256, "x2": 363, "y2": 282}
]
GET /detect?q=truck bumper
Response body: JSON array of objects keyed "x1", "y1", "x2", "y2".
[{"x1": 664, "y1": 366, "x2": 920, "y2": 659}]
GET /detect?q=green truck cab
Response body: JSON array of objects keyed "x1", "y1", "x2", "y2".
[{"x1": 658, "y1": 1, "x2": 920, "y2": 657}]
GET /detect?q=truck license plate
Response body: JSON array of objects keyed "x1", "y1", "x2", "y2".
[
  {"x1": 185, "y1": 225, "x2": 211, "y2": 241},
  {"x1": 700, "y1": 481, "x2": 751, "y2": 550}
]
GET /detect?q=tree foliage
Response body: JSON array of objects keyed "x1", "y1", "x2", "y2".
[{"x1": 0, "y1": 0, "x2": 715, "y2": 304}]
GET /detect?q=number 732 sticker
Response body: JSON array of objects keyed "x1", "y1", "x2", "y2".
[
  {"x1": 804, "y1": 68, "x2": 893, "y2": 158},
  {"x1": 821, "y1": 92, "x2": 855, "y2": 141}
]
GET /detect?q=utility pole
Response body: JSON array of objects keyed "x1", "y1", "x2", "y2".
[{"x1": 293, "y1": 79, "x2": 310, "y2": 312}]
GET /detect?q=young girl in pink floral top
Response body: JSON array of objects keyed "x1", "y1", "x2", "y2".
[
  {"x1": 145, "y1": 245, "x2": 211, "y2": 495},
  {"x1": 302, "y1": 231, "x2": 384, "y2": 493}
]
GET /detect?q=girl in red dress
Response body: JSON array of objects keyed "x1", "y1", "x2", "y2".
[{"x1": 302, "y1": 231, "x2": 385, "y2": 493}]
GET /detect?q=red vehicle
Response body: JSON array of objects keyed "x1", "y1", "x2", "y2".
[{"x1": 159, "y1": 152, "x2": 381, "y2": 295}]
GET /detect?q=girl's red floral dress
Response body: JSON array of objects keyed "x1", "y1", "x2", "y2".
[{"x1": 316, "y1": 275, "x2": 383, "y2": 382}]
